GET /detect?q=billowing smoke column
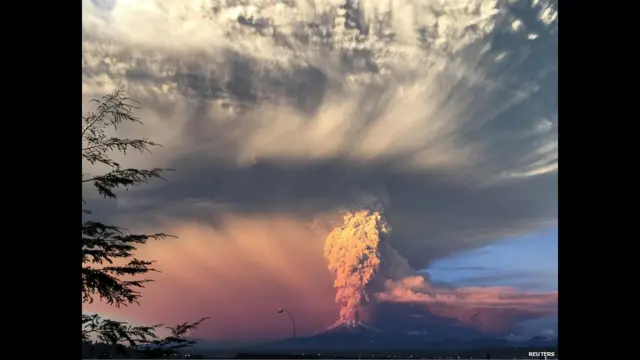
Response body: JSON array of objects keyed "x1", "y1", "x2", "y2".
[
  {"x1": 324, "y1": 209, "x2": 389, "y2": 327},
  {"x1": 323, "y1": 193, "x2": 557, "y2": 333}
]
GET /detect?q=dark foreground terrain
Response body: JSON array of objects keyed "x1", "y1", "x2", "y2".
[
  {"x1": 231, "y1": 346, "x2": 558, "y2": 359},
  {"x1": 83, "y1": 322, "x2": 557, "y2": 359},
  {"x1": 83, "y1": 343, "x2": 557, "y2": 359}
]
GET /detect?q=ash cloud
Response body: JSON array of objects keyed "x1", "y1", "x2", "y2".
[
  {"x1": 322, "y1": 201, "x2": 556, "y2": 333},
  {"x1": 83, "y1": 217, "x2": 340, "y2": 340},
  {"x1": 82, "y1": 0, "x2": 557, "y2": 337},
  {"x1": 324, "y1": 210, "x2": 388, "y2": 326}
]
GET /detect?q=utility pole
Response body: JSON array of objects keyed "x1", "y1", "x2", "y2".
[{"x1": 277, "y1": 309, "x2": 297, "y2": 340}]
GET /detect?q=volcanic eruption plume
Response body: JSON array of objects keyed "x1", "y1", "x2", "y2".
[
  {"x1": 323, "y1": 202, "x2": 558, "y2": 333},
  {"x1": 324, "y1": 209, "x2": 389, "y2": 327}
]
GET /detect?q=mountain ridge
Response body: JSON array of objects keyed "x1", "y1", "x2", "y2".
[{"x1": 205, "y1": 321, "x2": 558, "y2": 353}]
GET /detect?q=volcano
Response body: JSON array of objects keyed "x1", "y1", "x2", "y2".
[
  {"x1": 325, "y1": 320, "x2": 382, "y2": 333},
  {"x1": 259, "y1": 321, "x2": 395, "y2": 351},
  {"x1": 255, "y1": 320, "x2": 474, "y2": 352}
]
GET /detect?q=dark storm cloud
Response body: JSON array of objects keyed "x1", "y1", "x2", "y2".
[
  {"x1": 82, "y1": 0, "x2": 557, "y2": 338},
  {"x1": 83, "y1": 36, "x2": 556, "y2": 267},
  {"x1": 82, "y1": 0, "x2": 557, "y2": 296},
  {"x1": 99, "y1": 155, "x2": 556, "y2": 269}
]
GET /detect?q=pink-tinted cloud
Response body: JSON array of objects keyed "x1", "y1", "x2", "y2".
[
  {"x1": 84, "y1": 215, "x2": 339, "y2": 341},
  {"x1": 376, "y1": 276, "x2": 557, "y2": 332},
  {"x1": 84, "y1": 214, "x2": 556, "y2": 340}
]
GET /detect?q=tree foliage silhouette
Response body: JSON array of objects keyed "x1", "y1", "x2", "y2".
[{"x1": 82, "y1": 87, "x2": 208, "y2": 358}]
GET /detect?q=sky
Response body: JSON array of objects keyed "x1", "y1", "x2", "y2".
[
  {"x1": 426, "y1": 227, "x2": 558, "y2": 337},
  {"x1": 427, "y1": 227, "x2": 558, "y2": 293},
  {"x1": 82, "y1": 0, "x2": 558, "y2": 343}
]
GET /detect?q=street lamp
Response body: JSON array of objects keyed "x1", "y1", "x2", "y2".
[{"x1": 277, "y1": 308, "x2": 296, "y2": 340}]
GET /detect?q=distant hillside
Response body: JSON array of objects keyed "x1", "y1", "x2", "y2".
[{"x1": 238, "y1": 322, "x2": 557, "y2": 353}]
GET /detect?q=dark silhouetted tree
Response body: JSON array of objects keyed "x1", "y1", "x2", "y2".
[{"x1": 82, "y1": 87, "x2": 208, "y2": 358}]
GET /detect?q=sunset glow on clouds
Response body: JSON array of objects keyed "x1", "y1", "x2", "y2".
[
  {"x1": 378, "y1": 277, "x2": 557, "y2": 332},
  {"x1": 84, "y1": 215, "x2": 556, "y2": 340},
  {"x1": 85, "y1": 216, "x2": 338, "y2": 340}
]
